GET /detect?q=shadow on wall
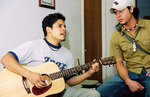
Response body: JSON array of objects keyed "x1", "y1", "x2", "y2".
[{"x1": 61, "y1": 31, "x2": 70, "y2": 50}]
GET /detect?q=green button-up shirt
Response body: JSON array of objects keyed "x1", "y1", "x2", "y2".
[{"x1": 110, "y1": 18, "x2": 150, "y2": 74}]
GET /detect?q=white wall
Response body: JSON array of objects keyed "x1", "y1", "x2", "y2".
[
  {"x1": 102, "y1": 0, "x2": 117, "y2": 82},
  {"x1": 0, "y1": 0, "x2": 83, "y2": 71}
]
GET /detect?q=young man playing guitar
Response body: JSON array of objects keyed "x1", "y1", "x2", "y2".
[{"x1": 1, "y1": 13, "x2": 100, "y2": 97}]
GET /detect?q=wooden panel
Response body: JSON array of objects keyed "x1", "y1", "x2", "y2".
[{"x1": 84, "y1": 0, "x2": 102, "y2": 83}]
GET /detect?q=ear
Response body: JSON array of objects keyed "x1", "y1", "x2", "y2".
[
  {"x1": 130, "y1": 6, "x2": 134, "y2": 13},
  {"x1": 46, "y1": 26, "x2": 52, "y2": 34}
]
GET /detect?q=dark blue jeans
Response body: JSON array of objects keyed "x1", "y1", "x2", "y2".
[{"x1": 97, "y1": 68, "x2": 150, "y2": 97}]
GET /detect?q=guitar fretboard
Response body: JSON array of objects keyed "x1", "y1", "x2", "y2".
[
  {"x1": 49, "y1": 62, "x2": 93, "y2": 80},
  {"x1": 49, "y1": 56, "x2": 116, "y2": 80}
]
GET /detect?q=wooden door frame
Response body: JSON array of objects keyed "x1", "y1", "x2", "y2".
[{"x1": 84, "y1": 0, "x2": 102, "y2": 83}]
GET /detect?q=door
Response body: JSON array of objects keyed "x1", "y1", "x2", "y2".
[{"x1": 84, "y1": 0, "x2": 102, "y2": 83}]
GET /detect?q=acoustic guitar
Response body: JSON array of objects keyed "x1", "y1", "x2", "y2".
[{"x1": 0, "y1": 56, "x2": 116, "y2": 97}]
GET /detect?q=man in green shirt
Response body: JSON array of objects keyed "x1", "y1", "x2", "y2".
[{"x1": 97, "y1": 0, "x2": 150, "y2": 96}]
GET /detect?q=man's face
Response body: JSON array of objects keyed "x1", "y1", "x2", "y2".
[
  {"x1": 49, "y1": 19, "x2": 66, "y2": 42},
  {"x1": 113, "y1": 7, "x2": 132, "y2": 25}
]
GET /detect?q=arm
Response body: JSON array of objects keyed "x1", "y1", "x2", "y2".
[
  {"x1": 116, "y1": 58, "x2": 145, "y2": 92},
  {"x1": 1, "y1": 53, "x2": 46, "y2": 88},
  {"x1": 66, "y1": 59, "x2": 99, "y2": 86}
]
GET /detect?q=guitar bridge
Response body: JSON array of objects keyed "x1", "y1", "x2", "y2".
[{"x1": 22, "y1": 77, "x2": 31, "y2": 94}]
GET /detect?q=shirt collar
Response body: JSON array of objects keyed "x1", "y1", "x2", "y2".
[
  {"x1": 138, "y1": 18, "x2": 145, "y2": 28},
  {"x1": 43, "y1": 38, "x2": 62, "y2": 49},
  {"x1": 115, "y1": 17, "x2": 145, "y2": 36}
]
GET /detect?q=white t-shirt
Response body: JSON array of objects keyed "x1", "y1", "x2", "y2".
[{"x1": 9, "y1": 38, "x2": 74, "y2": 71}]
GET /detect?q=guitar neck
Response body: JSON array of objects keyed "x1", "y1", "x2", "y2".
[
  {"x1": 49, "y1": 56, "x2": 116, "y2": 80},
  {"x1": 49, "y1": 61, "x2": 95, "y2": 80}
]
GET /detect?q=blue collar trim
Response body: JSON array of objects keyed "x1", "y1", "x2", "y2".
[{"x1": 43, "y1": 38, "x2": 62, "y2": 49}]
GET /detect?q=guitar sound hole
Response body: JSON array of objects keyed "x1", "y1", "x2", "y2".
[
  {"x1": 42, "y1": 74, "x2": 51, "y2": 86},
  {"x1": 32, "y1": 74, "x2": 52, "y2": 95}
]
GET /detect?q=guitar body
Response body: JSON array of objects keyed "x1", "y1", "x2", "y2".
[
  {"x1": 0, "y1": 62, "x2": 65, "y2": 97},
  {"x1": 0, "y1": 56, "x2": 116, "y2": 97}
]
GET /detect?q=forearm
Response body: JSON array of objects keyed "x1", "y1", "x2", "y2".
[
  {"x1": 1, "y1": 53, "x2": 31, "y2": 78},
  {"x1": 1, "y1": 53, "x2": 48, "y2": 88},
  {"x1": 116, "y1": 58, "x2": 145, "y2": 92},
  {"x1": 67, "y1": 59, "x2": 99, "y2": 86},
  {"x1": 116, "y1": 58, "x2": 131, "y2": 84},
  {"x1": 66, "y1": 72, "x2": 90, "y2": 86},
  {"x1": 116, "y1": 64, "x2": 131, "y2": 83}
]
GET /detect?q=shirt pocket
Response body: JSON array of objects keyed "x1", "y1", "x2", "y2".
[
  {"x1": 141, "y1": 38, "x2": 150, "y2": 50},
  {"x1": 121, "y1": 43, "x2": 133, "y2": 59}
]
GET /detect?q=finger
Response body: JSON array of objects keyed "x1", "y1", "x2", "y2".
[
  {"x1": 38, "y1": 77, "x2": 47, "y2": 86},
  {"x1": 39, "y1": 75, "x2": 47, "y2": 85},
  {"x1": 39, "y1": 82, "x2": 47, "y2": 88},
  {"x1": 36, "y1": 79, "x2": 47, "y2": 88},
  {"x1": 91, "y1": 65, "x2": 98, "y2": 72},
  {"x1": 92, "y1": 64, "x2": 96, "y2": 69},
  {"x1": 40, "y1": 81, "x2": 47, "y2": 87},
  {"x1": 138, "y1": 84, "x2": 145, "y2": 91},
  {"x1": 93, "y1": 59, "x2": 96, "y2": 62},
  {"x1": 96, "y1": 63, "x2": 100, "y2": 69},
  {"x1": 96, "y1": 66, "x2": 99, "y2": 72},
  {"x1": 93, "y1": 63, "x2": 99, "y2": 71},
  {"x1": 93, "y1": 64, "x2": 99, "y2": 71},
  {"x1": 88, "y1": 67, "x2": 95, "y2": 74},
  {"x1": 39, "y1": 74, "x2": 45, "y2": 81},
  {"x1": 146, "y1": 72, "x2": 150, "y2": 76},
  {"x1": 36, "y1": 83, "x2": 43, "y2": 89}
]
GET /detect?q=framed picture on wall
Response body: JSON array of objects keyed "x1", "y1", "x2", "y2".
[{"x1": 39, "y1": 0, "x2": 55, "y2": 9}]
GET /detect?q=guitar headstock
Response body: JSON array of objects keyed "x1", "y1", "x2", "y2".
[{"x1": 99, "y1": 56, "x2": 116, "y2": 65}]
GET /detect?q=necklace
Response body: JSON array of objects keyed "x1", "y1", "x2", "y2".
[
  {"x1": 123, "y1": 22, "x2": 138, "y2": 32},
  {"x1": 49, "y1": 45, "x2": 59, "y2": 51},
  {"x1": 44, "y1": 38, "x2": 61, "y2": 51}
]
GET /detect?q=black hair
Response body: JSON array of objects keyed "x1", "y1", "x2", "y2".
[
  {"x1": 127, "y1": 6, "x2": 139, "y2": 19},
  {"x1": 42, "y1": 13, "x2": 66, "y2": 37}
]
